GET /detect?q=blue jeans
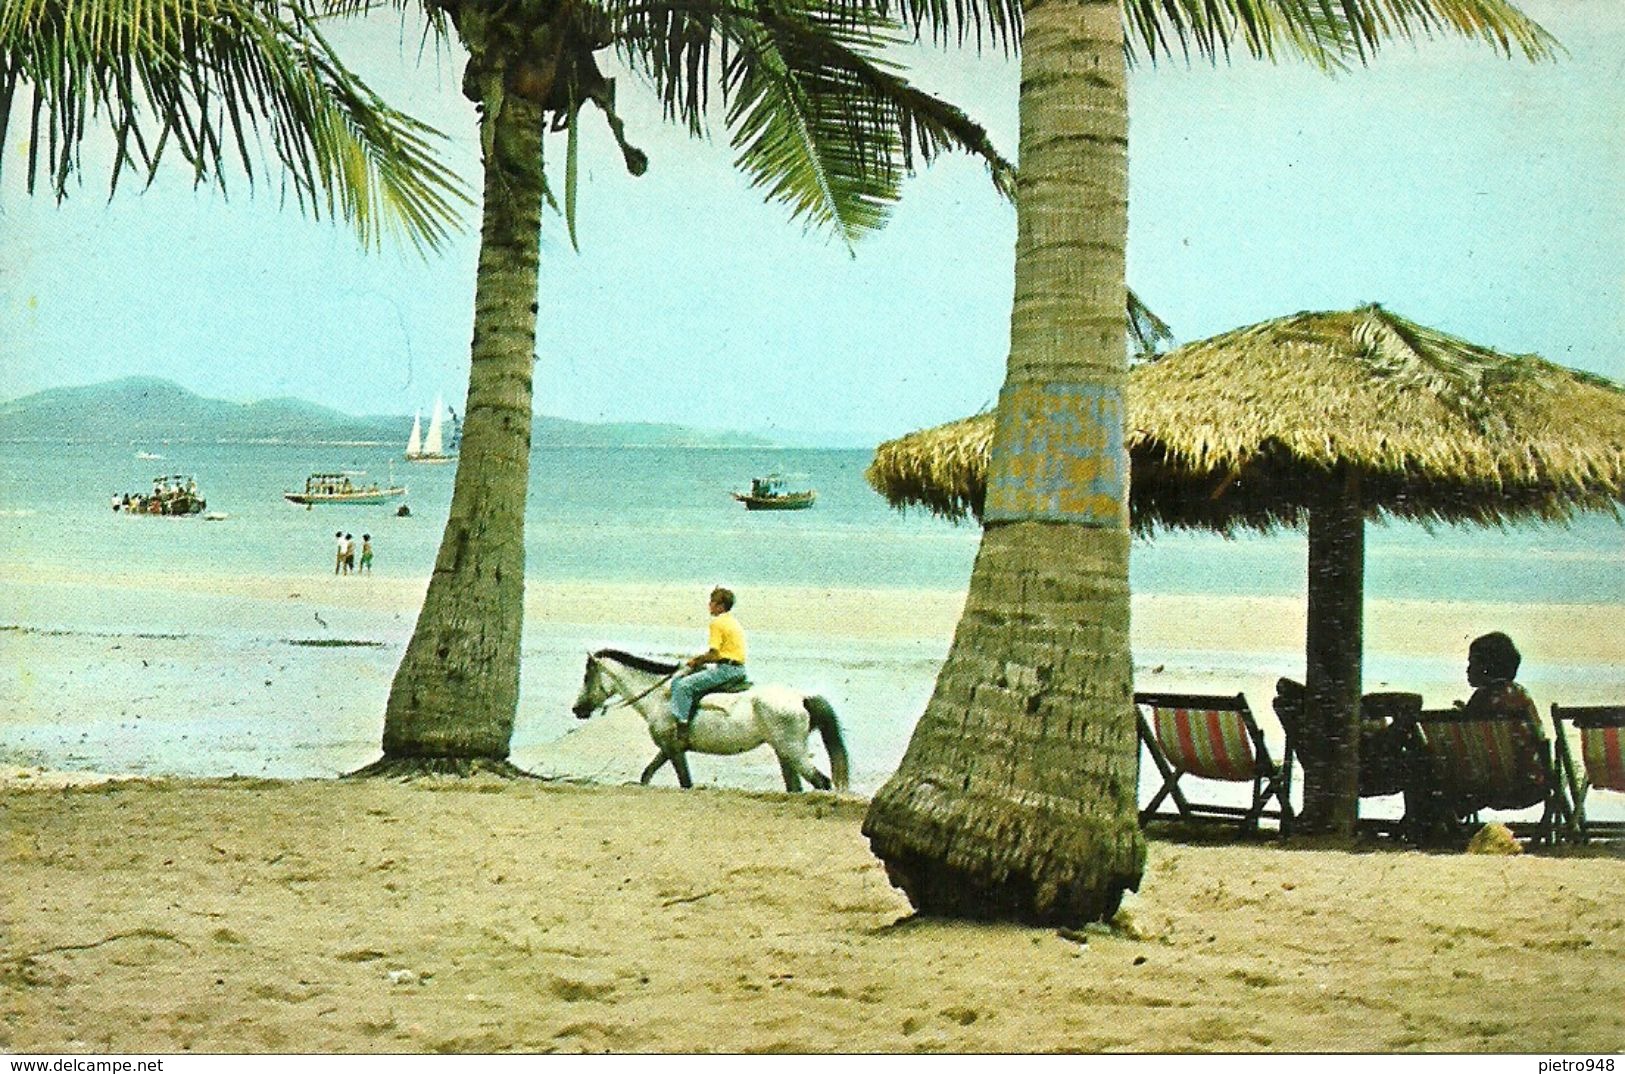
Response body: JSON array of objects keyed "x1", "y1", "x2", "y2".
[{"x1": 670, "y1": 663, "x2": 746, "y2": 724}]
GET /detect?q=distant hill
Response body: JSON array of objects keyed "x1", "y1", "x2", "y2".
[{"x1": 0, "y1": 377, "x2": 772, "y2": 449}]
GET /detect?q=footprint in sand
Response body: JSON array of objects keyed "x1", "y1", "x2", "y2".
[
  {"x1": 552, "y1": 1021, "x2": 638, "y2": 1050},
  {"x1": 548, "y1": 974, "x2": 618, "y2": 1003}
]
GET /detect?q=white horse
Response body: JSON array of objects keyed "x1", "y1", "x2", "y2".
[{"x1": 570, "y1": 648, "x2": 849, "y2": 793}]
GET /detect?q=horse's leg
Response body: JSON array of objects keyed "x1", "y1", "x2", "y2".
[
  {"x1": 777, "y1": 749, "x2": 829, "y2": 792},
  {"x1": 777, "y1": 758, "x2": 804, "y2": 793},
  {"x1": 641, "y1": 751, "x2": 668, "y2": 785},
  {"x1": 671, "y1": 751, "x2": 694, "y2": 789},
  {"x1": 800, "y1": 756, "x2": 833, "y2": 792},
  {"x1": 765, "y1": 700, "x2": 830, "y2": 792}
]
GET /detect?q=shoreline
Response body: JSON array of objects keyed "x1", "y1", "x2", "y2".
[
  {"x1": 7, "y1": 563, "x2": 1624, "y2": 660},
  {"x1": 3, "y1": 569, "x2": 1622, "y2": 794}
]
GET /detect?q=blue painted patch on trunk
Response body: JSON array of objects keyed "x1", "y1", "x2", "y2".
[{"x1": 984, "y1": 382, "x2": 1128, "y2": 526}]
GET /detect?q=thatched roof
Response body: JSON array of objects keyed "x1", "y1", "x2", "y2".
[{"x1": 868, "y1": 305, "x2": 1625, "y2": 533}]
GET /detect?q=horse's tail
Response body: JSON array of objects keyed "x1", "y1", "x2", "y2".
[{"x1": 803, "y1": 695, "x2": 849, "y2": 792}]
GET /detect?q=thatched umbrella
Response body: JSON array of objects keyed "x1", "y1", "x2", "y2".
[{"x1": 868, "y1": 304, "x2": 1625, "y2": 832}]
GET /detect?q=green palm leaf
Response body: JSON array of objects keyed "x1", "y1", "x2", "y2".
[
  {"x1": 1122, "y1": 0, "x2": 1555, "y2": 68},
  {"x1": 720, "y1": 18, "x2": 903, "y2": 244},
  {"x1": 0, "y1": 0, "x2": 469, "y2": 250},
  {"x1": 607, "y1": 0, "x2": 1014, "y2": 245},
  {"x1": 1128, "y1": 288, "x2": 1173, "y2": 358},
  {"x1": 781, "y1": 0, "x2": 1556, "y2": 67}
]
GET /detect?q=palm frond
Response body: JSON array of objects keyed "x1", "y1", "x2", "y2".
[
  {"x1": 1123, "y1": 0, "x2": 1351, "y2": 70},
  {"x1": 1334, "y1": 0, "x2": 1556, "y2": 61},
  {"x1": 565, "y1": 95, "x2": 583, "y2": 250},
  {"x1": 827, "y1": 0, "x2": 1022, "y2": 54},
  {"x1": 1123, "y1": 0, "x2": 1556, "y2": 69},
  {"x1": 606, "y1": 0, "x2": 1014, "y2": 244},
  {"x1": 601, "y1": 0, "x2": 718, "y2": 134},
  {"x1": 1128, "y1": 288, "x2": 1173, "y2": 359},
  {"x1": 721, "y1": 20, "x2": 900, "y2": 246},
  {"x1": 747, "y1": 5, "x2": 1016, "y2": 194},
  {"x1": 0, "y1": 0, "x2": 470, "y2": 251}
]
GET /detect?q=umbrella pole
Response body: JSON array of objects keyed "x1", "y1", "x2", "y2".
[{"x1": 1302, "y1": 470, "x2": 1364, "y2": 837}]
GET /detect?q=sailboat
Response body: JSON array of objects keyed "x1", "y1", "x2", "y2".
[
  {"x1": 406, "y1": 412, "x2": 423, "y2": 457},
  {"x1": 406, "y1": 395, "x2": 458, "y2": 464}
]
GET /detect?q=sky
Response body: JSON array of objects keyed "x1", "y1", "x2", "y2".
[{"x1": 1, "y1": 1, "x2": 1620, "y2": 447}]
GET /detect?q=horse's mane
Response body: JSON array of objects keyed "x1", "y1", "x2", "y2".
[{"x1": 592, "y1": 648, "x2": 680, "y2": 675}]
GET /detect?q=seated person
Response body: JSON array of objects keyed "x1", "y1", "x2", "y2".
[
  {"x1": 1398, "y1": 631, "x2": 1549, "y2": 844},
  {"x1": 1442, "y1": 631, "x2": 1548, "y2": 812}
]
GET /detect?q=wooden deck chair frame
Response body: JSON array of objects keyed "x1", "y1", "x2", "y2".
[
  {"x1": 1409, "y1": 708, "x2": 1563, "y2": 845},
  {"x1": 1551, "y1": 704, "x2": 1625, "y2": 843},
  {"x1": 1271, "y1": 682, "x2": 1421, "y2": 839},
  {"x1": 1134, "y1": 691, "x2": 1292, "y2": 833}
]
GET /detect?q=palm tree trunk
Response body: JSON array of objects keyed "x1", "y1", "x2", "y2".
[
  {"x1": 862, "y1": 0, "x2": 1145, "y2": 925},
  {"x1": 356, "y1": 89, "x2": 545, "y2": 777}
]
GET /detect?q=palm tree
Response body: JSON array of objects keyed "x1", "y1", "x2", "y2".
[
  {"x1": 0, "y1": 0, "x2": 465, "y2": 249},
  {"x1": 345, "y1": 0, "x2": 1019, "y2": 775},
  {"x1": 861, "y1": 0, "x2": 1555, "y2": 922}
]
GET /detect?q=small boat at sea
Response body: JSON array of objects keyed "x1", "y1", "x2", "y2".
[
  {"x1": 283, "y1": 471, "x2": 406, "y2": 506},
  {"x1": 732, "y1": 473, "x2": 816, "y2": 511},
  {"x1": 406, "y1": 395, "x2": 459, "y2": 464},
  {"x1": 115, "y1": 474, "x2": 206, "y2": 516},
  {"x1": 134, "y1": 450, "x2": 165, "y2": 461}
]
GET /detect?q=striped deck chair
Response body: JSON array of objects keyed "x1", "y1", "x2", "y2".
[
  {"x1": 1410, "y1": 709, "x2": 1559, "y2": 844},
  {"x1": 1134, "y1": 692, "x2": 1292, "y2": 833},
  {"x1": 1551, "y1": 704, "x2": 1625, "y2": 843}
]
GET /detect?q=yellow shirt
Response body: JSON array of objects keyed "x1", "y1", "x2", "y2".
[{"x1": 708, "y1": 612, "x2": 747, "y2": 664}]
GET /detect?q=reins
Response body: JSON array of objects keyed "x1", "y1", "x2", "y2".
[
  {"x1": 592, "y1": 657, "x2": 676, "y2": 712},
  {"x1": 624, "y1": 672, "x2": 677, "y2": 707}
]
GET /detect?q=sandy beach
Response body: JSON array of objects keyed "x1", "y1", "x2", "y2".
[
  {"x1": 4, "y1": 570, "x2": 1624, "y2": 1053},
  {"x1": 1, "y1": 776, "x2": 1621, "y2": 1053}
]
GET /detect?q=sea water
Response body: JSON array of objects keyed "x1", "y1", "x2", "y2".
[
  {"x1": 0, "y1": 440, "x2": 1621, "y2": 799},
  {"x1": 3, "y1": 440, "x2": 1620, "y2": 601}
]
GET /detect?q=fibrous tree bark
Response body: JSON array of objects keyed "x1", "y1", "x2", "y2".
[
  {"x1": 863, "y1": 0, "x2": 1145, "y2": 926},
  {"x1": 357, "y1": 8, "x2": 549, "y2": 777}
]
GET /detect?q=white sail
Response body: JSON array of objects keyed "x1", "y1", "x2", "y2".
[
  {"x1": 406, "y1": 412, "x2": 423, "y2": 457},
  {"x1": 424, "y1": 395, "x2": 445, "y2": 456}
]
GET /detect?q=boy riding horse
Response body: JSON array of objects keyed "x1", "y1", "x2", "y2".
[{"x1": 670, "y1": 587, "x2": 748, "y2": 737}]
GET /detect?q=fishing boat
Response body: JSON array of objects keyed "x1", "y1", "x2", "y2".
[
  {"x1": 406, "y1": 395, "x2": 459, "y2": 464},
  {"x1": 732, "y1": 473, "x2": 816, "y2": 511},
  {"x1": 115, "y1": 474, "x2": 206, "y2": 516},
  {"x1": 283, "y1": 471, "x2": 406, "y2": 506}
]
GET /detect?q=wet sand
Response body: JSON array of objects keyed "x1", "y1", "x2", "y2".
[
  {"x1": 3, "y1": 569, "x2": 1621, "y2": 794},
  {"x1": 9, "y1": 563, "x2": 1625, "y2": 661}
]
